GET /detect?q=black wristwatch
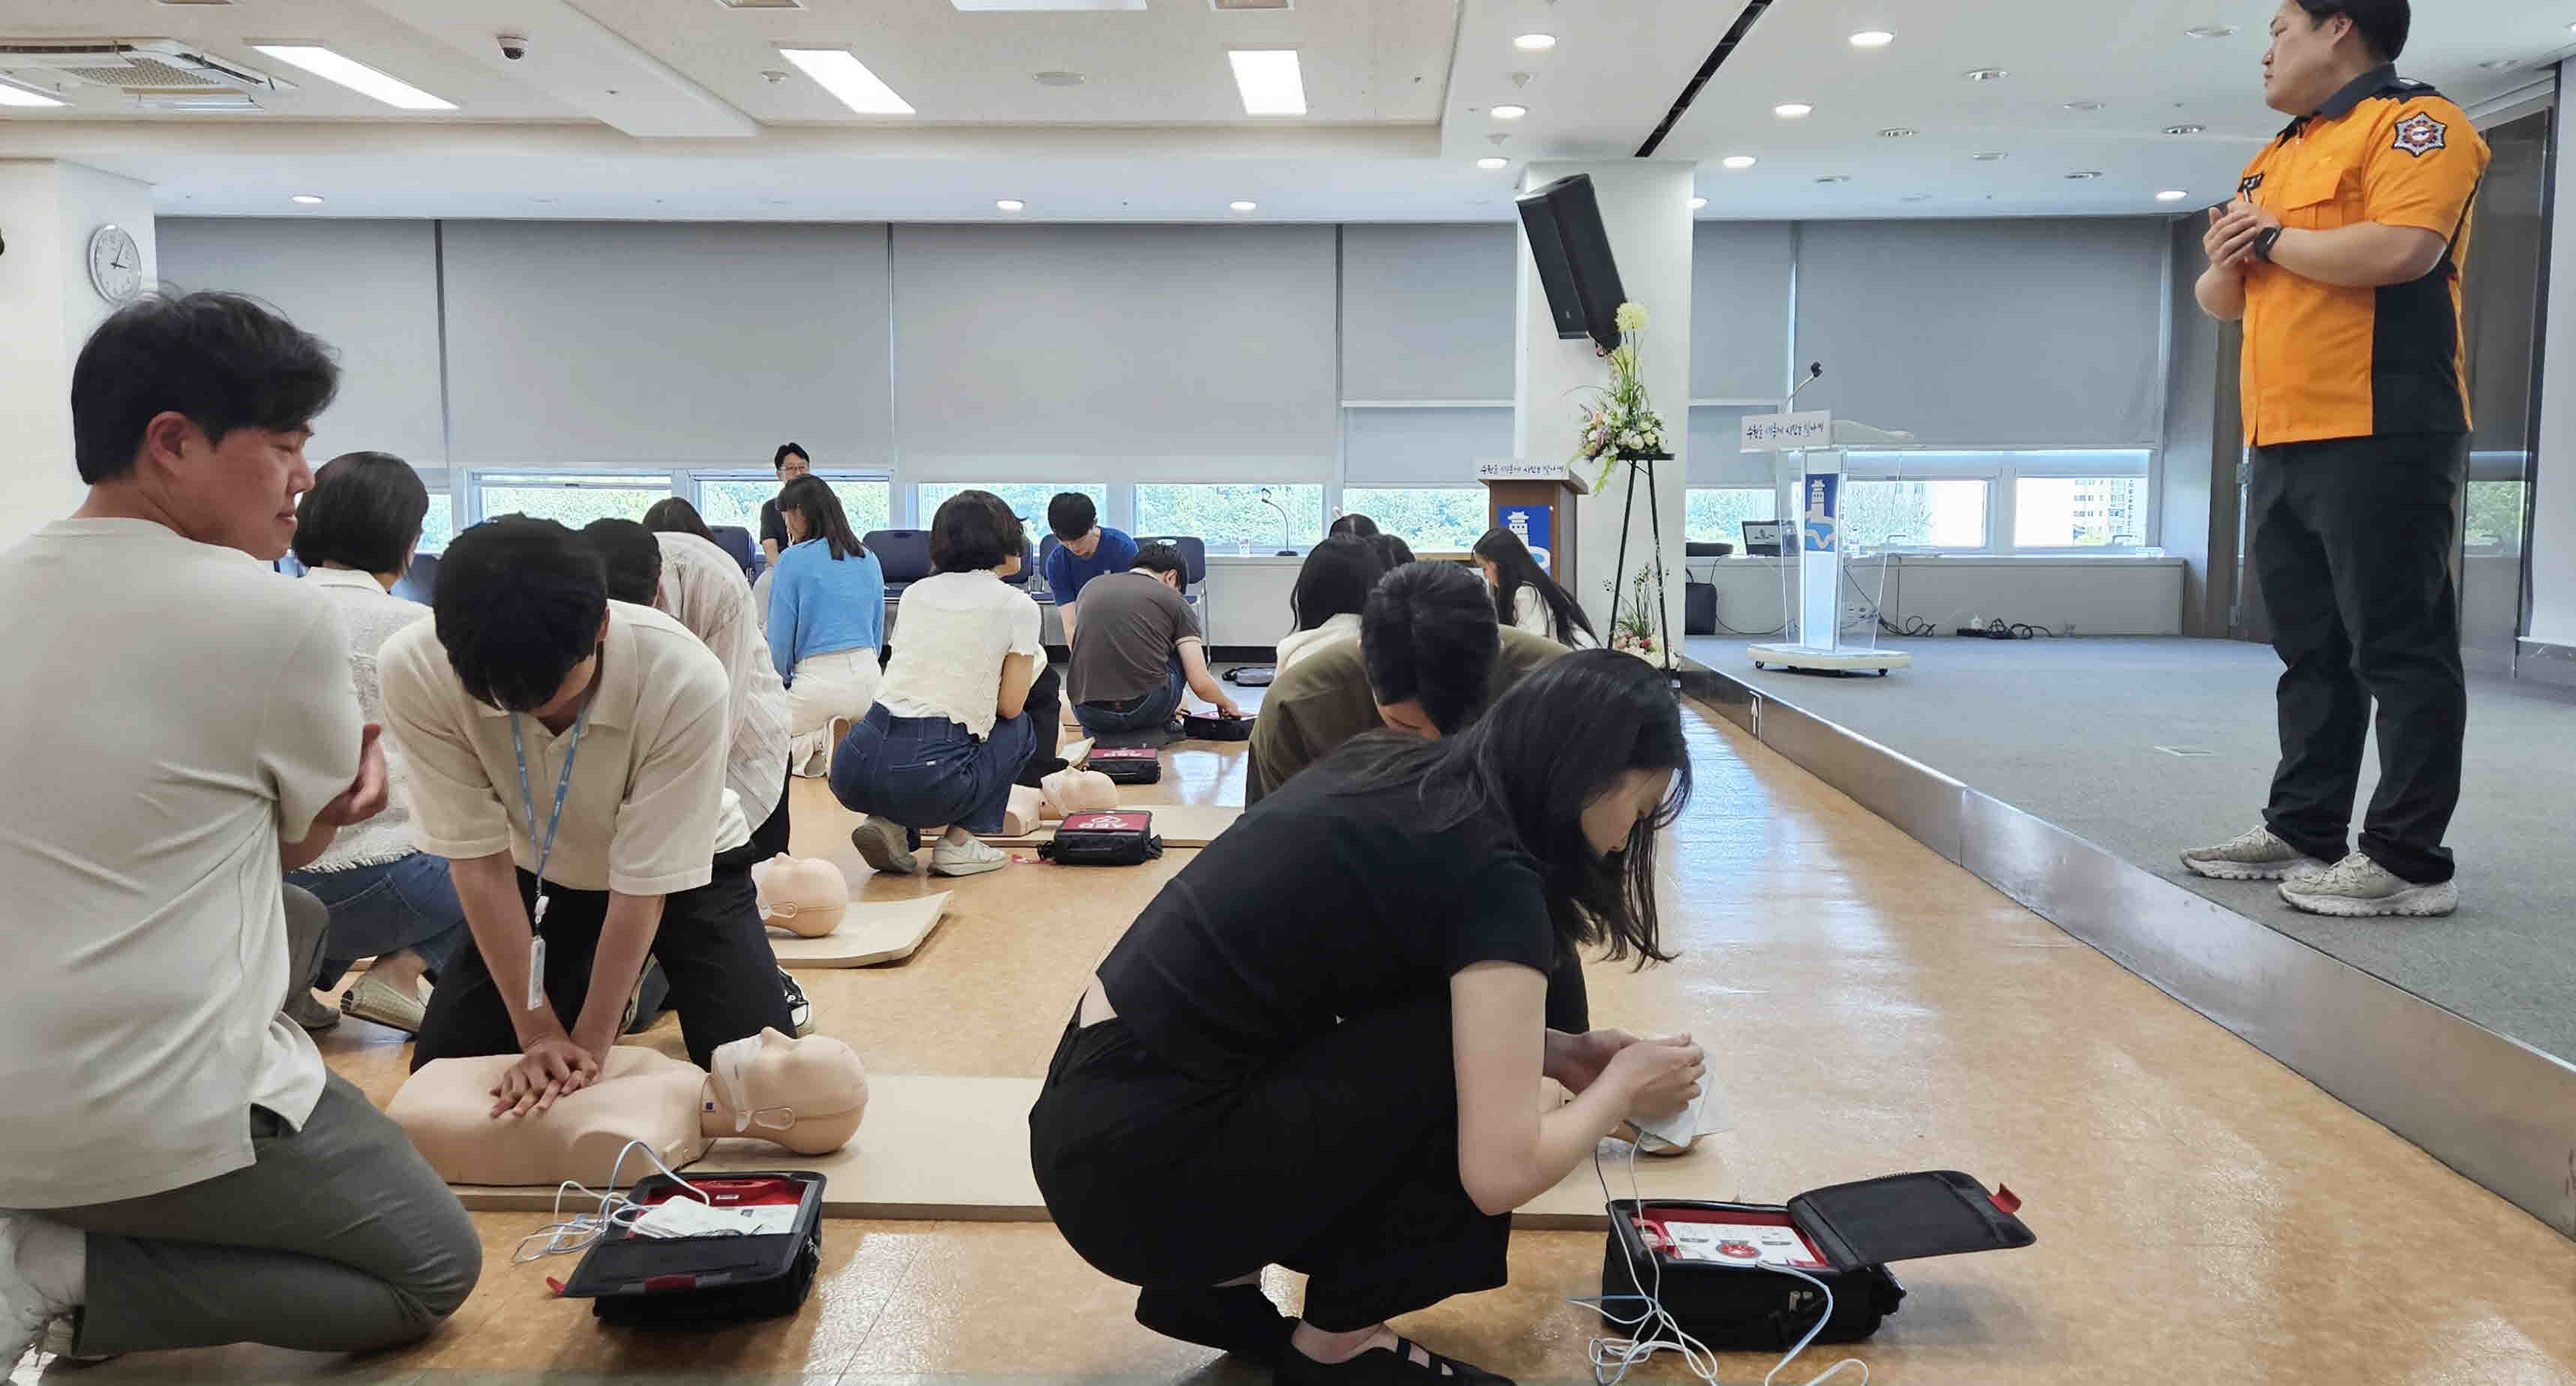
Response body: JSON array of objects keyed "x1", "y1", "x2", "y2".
[{"x1": 2251, "y1": 226, "x2": 2285, "y2": 264}]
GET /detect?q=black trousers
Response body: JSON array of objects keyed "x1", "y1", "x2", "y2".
[
  {"x1": 744, "y1": 766, "x2": 793, "y2": 862},
  {"x1": 1016, "y1": 664, "x2": 1065, "y2": 789},
  {"x1": 2249, "y1": 433, "x2": 2467, "y2": 884},
  {"x1": 410, "y1": 862, "x2": 793, "y2": 1072},
  {"x1": 1030, "y1": 997, "x2": 1507, "y2": 1333}
]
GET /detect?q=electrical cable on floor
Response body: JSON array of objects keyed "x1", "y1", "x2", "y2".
[
  {"x1": 511, "y1": 1139, "x2": 721, "y2": 1264},
  {"x1": 1568, "y1": 1138, "x2": 1866, "y2": 1386}
]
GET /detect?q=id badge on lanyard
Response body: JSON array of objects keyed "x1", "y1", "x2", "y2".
[{"x1": 511, "y1": 708, "x2": 590, "y2": 1012}]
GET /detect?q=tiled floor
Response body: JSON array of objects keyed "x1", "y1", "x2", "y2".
[{"x1": 20, "y1": 700, "x2": 2576, "y2": 1384}]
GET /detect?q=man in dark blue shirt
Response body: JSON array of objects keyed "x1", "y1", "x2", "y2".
[{"x1": 1042, "y1": 491, "x2": 1135, "y2": 645}]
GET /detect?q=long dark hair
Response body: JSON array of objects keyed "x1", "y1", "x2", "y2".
[
  {"x1": 776, "y1": 476, "x2": 866, "y2": 562},
  {"x1": 1475, "y1": 526, "x2": 1594, "y2": 646},
  {"x1": 1335, "y1": 650, "x2": 1690, "y2": 967},
  {"x1": 641, "y1": 497, "x2": 718, "y2": 544},
  {"x1": 1288, "y1": 533, "x2": 1389, "y2": 633}
]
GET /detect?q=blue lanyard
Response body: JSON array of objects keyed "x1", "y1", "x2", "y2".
[{"x1": 510, "y1": 705, "x2": 590, "y2": 932}]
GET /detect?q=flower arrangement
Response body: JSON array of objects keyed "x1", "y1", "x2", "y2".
[
  {"x1": 1603, "y1": 565, "x2": 1667, "y2": 665},
  {"x1": 1573, "y1": 301, "x2": 1668, "y2": 494}
]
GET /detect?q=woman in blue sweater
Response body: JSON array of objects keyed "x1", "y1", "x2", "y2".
[{"x1": 768, "y1": 476, "x2": 887, "y2": 776}]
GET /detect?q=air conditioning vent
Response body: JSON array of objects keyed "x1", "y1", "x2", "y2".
[
  {"x1": 0, "y1": 40, "x2": 287, "y2": 100},
  {"x1": 1210, "y1": 0, "x2": 1294, "y2": 10}
]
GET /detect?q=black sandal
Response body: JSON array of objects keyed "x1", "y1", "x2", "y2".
[
  {"x1": 1276, "y1": 1336, "x2": 1515, "y2": 1384},
  {"x1": 1132, "y1": 1282, "x2": 1297, "y2": 1364}
]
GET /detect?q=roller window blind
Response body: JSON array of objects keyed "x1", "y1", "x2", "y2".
[
  {"x1": 1343, "y1": 407, "x2": 1516, "y2": 485},
  {"x1": 1690, "y1": 222, "x2": 1795, "y2": 402},
  {"x1": 1339, "y1": 225, "x2": 1516, "y2": 403}
]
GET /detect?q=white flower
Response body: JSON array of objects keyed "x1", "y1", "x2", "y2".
[{"x1": 1615, "y1": 302, "x2": 1648, "y2": 333}]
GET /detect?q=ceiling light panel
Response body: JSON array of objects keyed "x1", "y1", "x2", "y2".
[
  {"x1": 1228, "y1": 50, "x2": 1305, "y2": 116},
  {"x1": 1722, "y1": 155, "x2": 1756, "y2": 169},
  {"x1": 247, "y1": 44, "x2": 453, "y2": 110},
  {"x1": 1476, "y1": 157, "x2": 1508, "y2": 170},
  {"x1": 1514, "y1": 34, "x2": 1557, "y2": 52},
  {"x1": 778, "y1": 47, "x2": 915, "y2": 115},
  {"x1": 0, "y1": 79, "x2": 67, "y2": 106},
  {"x1": 1849, "y1": 31, "x2": 1895, "y2": 48},
  {"x1": 1774, "y1": 103, "x2": 1813, "y2": 118},
  {"x1": 1490, "y1": 104, "x2": 1527, "y2": 119}
]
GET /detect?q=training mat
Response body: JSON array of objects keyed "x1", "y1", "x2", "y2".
[
  {"x1": 984, "y1": 803, "x2": 1242, "y2": 849},
  {"x1": 448, "y1": 1075, "x2": 1735, "y2": 1226},
  {"x1": 766, "y1": 892, "x2": 952, "y2": 968}
]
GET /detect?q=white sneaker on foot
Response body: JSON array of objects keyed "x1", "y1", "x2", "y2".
[
  {"x1": 2279, "y1": 853, "x2": 2458, "y2": 918},
  {"x1": 929, "y1": 836, "x2": 1009, "y2": 878},
  {"x1": 849, "y1": 816, "x2": 919, "y2": 874},
  {"x1": 2, "y1": 1214, "x2": 76, "y2": 1368},
  {"x1": 2180, "y1": 826, "x2": 2331, "y2": 882}
]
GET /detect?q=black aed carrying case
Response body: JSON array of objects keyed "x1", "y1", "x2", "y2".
[
  {"x1": 1603, "y1": 1171, "x2": 2032, "y2": 1350},
  {"x1": 1182, "y1": 712, "x2": 1253, "y2": 742},
  {"x1": 561, "y1": 1171, "x2": 826, "y2": 1328},
  {"x1": 1039, "y1": 809, "x2": 1165, "y2": 866},
  {"x1": 1088, "y1": 746, "x2": 1162, "y2": 784}
]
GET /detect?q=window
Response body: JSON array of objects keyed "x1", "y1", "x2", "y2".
[
  {"x1": 2464, "y1": 480, "x2": 2528, "y2": 554},
  {"x1": 473, "y1": 474, "x2": 675, "y2": 530},
  {"x1": 418, "y1": 493, "x2": 454, "y2": 554},
  {"x1": 696, "y1": 474, "x2": 892, "y2": 538},
  {"x1": 919, "y1": 483, "x2": 1108, "y2": 535},
  {"x1": 1686, "y1": 488, "x2": 1780, "y2": 547},
  {"x1": 1339, "y1": 487, "x2": 1488, "y2": 553},
  {"x1": 1134, "y1": 484, "x2": 1326, "y2": 552},
  {"x1": 1840, "y1": 479, "x2": 1989, "y2": 550},
  {"x1": 2014, "y1": 477, "x2": 2147, "y2": 548}
]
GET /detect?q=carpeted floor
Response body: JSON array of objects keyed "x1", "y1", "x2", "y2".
[{"x1": 1692, "y1": 634, "x2": 2576, "y2": 1061}]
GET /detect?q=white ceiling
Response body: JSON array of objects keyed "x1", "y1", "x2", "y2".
[{"x1": 0, "y1": 0, "x2": 2566, "y2": 222}]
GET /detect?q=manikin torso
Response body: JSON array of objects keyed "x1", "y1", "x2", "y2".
[{"x1": 390, "y1": 1028, "x2": 868, "y2": 1186}]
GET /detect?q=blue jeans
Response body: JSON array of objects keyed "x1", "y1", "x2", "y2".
[
  {"x1": 1073, "y1": 656, "x2": 1186, "y2": 737},
  {"x1": 829, "y1": 704, "x2": 1040, "y2": 836},
  {"x1": 284, "y1": 851, "x2": 469, "y2": 986}
]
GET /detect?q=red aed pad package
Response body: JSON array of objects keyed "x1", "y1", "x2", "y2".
[
  {"x1": 1039, "y1": 810, "x2": 1164, "y2": 866},
  {"x1": 1603, "y1": 1170, "x2": 2034, "y2": 1349},
  {"x1": 561, "y1": 1172, "x2": 826, "y2": 1327},
  {"x1": 1088, "y1": 746, "x2": 1162, "y2": 784}
]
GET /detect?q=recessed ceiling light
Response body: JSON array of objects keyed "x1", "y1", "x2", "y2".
[
  {"x1": 1033, "y1": 70, "x2": 1086, "y2": 86},
  {"x1": 1849, "y1": 30, "x2": 1895, "y2": 48},
  {"x1": 995, "y1": 199, "x2": 1025, "y2": 212},
  {"x1": 1878, "y1": 127, "x2": 1915, "y2": 138},
  {"x1": 2156, "y1": 190, "x2": 2191, "y2": 201},
  {"x1": 0, "y1": 78, "x2": 67, "y2": 106},
  {"x1": 247, "y1": 44, "x2": 456, "y2": 110},
  {"x1": 290, "y1": 194, "x2": 325, "y2": 205},
  {"x1": 1476, "y1": 156, "x2": 1509, "y2": 170},
  {"x1": 2065, "y1": 170, "x2": 2103, "y2": 180},
  {"x1": 778, "y1": 47, "x2": 916, "y2": 114},
  {"x1": 1774, "y1": 102, "x2": 1813, "y2": 118},
  {"x1": 2164, "y1": 123, "x2": 2206, "y2": 135},
  {"x1": 1490, "y1": 104, "x2": 1528, "y2": 120},
  {"x1": 1816, "y1": 175, "x2": 1852, "y2": 184},
  {"x1": 2185, "y1": 24, "x2": 2238, "y2": 38},
  {"x1": 1513, "y1": 34, "x2": 1557, "y2": 52},
  {"x1": 1229, "y1": 200, "x2": 1258, "y2": 212},
  {"x1": 2477, "y1": 58, "x2": 2519, "y2": 70},
  {"x1": 1722, "y1": 155, "x2": 1757, "y2": 170},
  {"x1": 2064, "y1": 100, "x2": 2104, "y2": 112},
  {"x1": 1973, "y1": 152, "x2": 2009, "y2": 161},
  {"x1": 1690, "y1": 196, "x2": 1708, "y2": 209},
  {"x1": 1963, "y1": 68, "x2": 2007, "y2": 81},
  {"x1": 1228, "y1": 50, "x2": 1306, "y2": 116}
]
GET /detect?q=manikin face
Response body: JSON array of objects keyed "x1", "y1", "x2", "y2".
[
  {"x1": 712, "y1": 1027, "x2": 868, "y2": 1132},
  {"x1": 2262, "y1": 0, "x2": 2358, "y2": 116},
  {"x1": 1580, "y1": 767, "x2": 1675, "y2": 858},
  {"x1": 141, "y1": 416, "x2": 315, "y2": 562}
]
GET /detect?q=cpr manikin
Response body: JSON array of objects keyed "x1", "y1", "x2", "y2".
[
  {"x1": 1003, "y1": 766, "x2": 1120, "y2": 833},
  {"x1": 755, "y1": 854, "x2": 850, "y2": 938},
  {"x1": 388, "y1": 1028, "x2": 869, "y2": 1186}
]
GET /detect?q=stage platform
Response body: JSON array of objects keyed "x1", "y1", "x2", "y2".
[{"x1": 1680, "y1": 634, "x2": 2576, "y2": 1238}]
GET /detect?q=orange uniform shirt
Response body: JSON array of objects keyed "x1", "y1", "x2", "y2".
[{"x1": 2236, "y1": 65, "x2": 2490, "y2": 446}]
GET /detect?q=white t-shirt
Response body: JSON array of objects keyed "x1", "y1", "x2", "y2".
[
  {"x1": 1511, "y1": 584, "x2": 1598, "y2": 649},
  {"x1": 380, "y1": 602, "x2": 747, "y2": 896},
  {"x1": 0, "y1": 518, "x2": 360, "y2": 1208},
  {"x1": 874, "y1": 570, "x2": 1044, "y2": 739},
  {"x1": 298, "y1": 567, "x2": 433, "y2": 873}
]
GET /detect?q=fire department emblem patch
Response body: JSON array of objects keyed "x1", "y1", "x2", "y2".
[
  {"x1": 2238, "y1": 172, "x2": 2265, "y2": 196},
  {"x1": 2392, "y1": 111, "x2": 2447, "y2": 158}
]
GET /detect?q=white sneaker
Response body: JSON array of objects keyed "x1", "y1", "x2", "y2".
[
  {"x1": 2180, "y1": 826, "x2": 2331, "y2": 882},
  {"x1": 929, "y1": 836, "x2": 1009, "y2": 878},
  {"x1": 2280, "y1": 852, "x2": 2458, "y2": 918},
  {"x1": 849, "y1": 816, "x2": 919, "y2": 874},
  {"x1": 2, "y1": 1214, "x2": 75, "y2": 1368}
]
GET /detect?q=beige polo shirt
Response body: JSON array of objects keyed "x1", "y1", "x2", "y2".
[
  {"x1": 379, "y1": 601, "x2": 745, "y2": 896},
  {"x1": 0, "y1": 518, "x2": 359, "y2": 1208}
]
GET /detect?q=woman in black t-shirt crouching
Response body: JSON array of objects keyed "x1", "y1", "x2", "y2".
[{"x1": 1030, "y1": 650, "x2": 1704, "y2": 1385}]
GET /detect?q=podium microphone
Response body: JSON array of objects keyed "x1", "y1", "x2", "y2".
[{"x1": 1785, "y1": 361, "x2": 1825, "y2": 406}]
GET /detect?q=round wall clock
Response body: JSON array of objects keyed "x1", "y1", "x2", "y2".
[{"x1": 87, "y1": 224, "x2": 143, "y2": 304}]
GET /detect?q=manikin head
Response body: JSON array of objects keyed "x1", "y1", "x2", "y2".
[
  {"x1": 756, "y1": 854, "x2": 850, "y2": 938},
  {"x1": 2262, "y1": 0, "x2": 2405, "y2": 116},
  {"x1": 1041, "y1": 766, "x2": 1119, "y2": 817},
  {"x1": 708, "y1": 1028, "x2": 870, "y2": 1156}
]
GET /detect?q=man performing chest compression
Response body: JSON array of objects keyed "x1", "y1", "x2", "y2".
[{"x1": 2185, "y1": 0, "x2": 2488, "y2": 920}]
